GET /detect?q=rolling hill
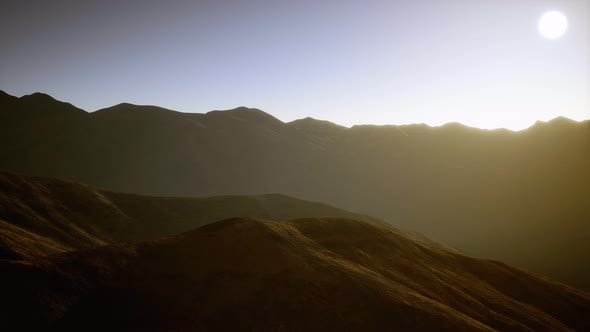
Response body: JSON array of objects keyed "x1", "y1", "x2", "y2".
[
  {"x1": 0, "y1": 170, "x2": 386, "y2": 260},
  {"x1": 1, "y1": 217, "x2": 588, "y2": 331},
  {"x1": 1, "y1": 90, "x2": 589, "y2": 289}
]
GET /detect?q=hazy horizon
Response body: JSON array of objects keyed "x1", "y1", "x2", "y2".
[
  {"x1": 2, "y1": 89, "x2": 587, "y2": 131},
  {"x1": 1, "y1": 0, "x2": 589, "y2": 130}
]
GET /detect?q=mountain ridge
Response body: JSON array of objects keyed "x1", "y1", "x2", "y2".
[
  {"x1": 1, "y1": 90, "x2": 586, "y2": 131},
  {"x1": 1, "y1": 90, "x2": 589, "y2": 290}
]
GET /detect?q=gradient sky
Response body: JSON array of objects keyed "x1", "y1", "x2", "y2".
[{"x1": 1, "y1": 0, "x2": 589, "y2": 129}]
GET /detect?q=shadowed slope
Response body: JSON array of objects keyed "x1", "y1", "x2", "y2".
[{"x1": 0, "y1": 218, "x2": 588, "y2": 331}]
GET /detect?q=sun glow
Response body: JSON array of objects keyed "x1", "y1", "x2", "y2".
[{"x1": 538, "y1": 11, "x2": 568, "y2": 39}]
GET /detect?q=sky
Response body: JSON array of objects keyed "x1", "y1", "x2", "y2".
[{"x1": 1, "y1": 0, "x2": 589, "y2": 129}]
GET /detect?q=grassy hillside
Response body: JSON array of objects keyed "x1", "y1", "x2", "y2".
[
  {"x1": 0, "y1": 170, "x2": 384, "y2": 259},
  {"x1": 1, "y1": 217, "x2": 588, "y2": 331}
]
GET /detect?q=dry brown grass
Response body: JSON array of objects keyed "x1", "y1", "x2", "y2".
[
  {"x1": 1, "y1": 218, "x2": 588, "y2": 331},
  {"x1": 0, "y1": 170, "x2": 386, "y2": 258}
]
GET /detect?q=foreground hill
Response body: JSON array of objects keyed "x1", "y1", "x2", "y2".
[
  {"x1": 1, "y1": 217, "x2": 588, "y2": 331},
  {"x1": 1, "y1": 91, "x2": 589, "y2": 289},
  {"x1": 0, "y1": 171, "x2": 383, "y2": 259}
]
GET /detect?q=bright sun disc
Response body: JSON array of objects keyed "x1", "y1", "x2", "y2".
[{"x1": 538, "y1": 11, "x2": 568, "y2": 39}]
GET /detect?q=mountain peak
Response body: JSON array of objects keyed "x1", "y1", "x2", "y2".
[
  {"x1": 224, "y1": 106, "x2": 272, "y2": 116},
  {"x1": 231, "y1": 106, "x2": 260, "y2": 111},
  {"x1": 290, "y1": 116, "x2": 339, "y2": 125},
  {"x1": 439, "y1": 121, "x2": 471, "y2": 129},
  {"x1": 287, "y1": 117, "x2": 346, "y2": 134},
  {"x1": 20, "y1": 92, "x2": 59, "y2": 102},
  {"x1": 15, "y1": 92, "x2": 86, "y2": 115},
  {"x1": 547, "y1": 116, "x2": 577, "y2": 125},
  {"x1": 93, "y1": 103, "x2": 180, "y2": 117},
  {"x1": 206, "y1": 106, "x2": 282, "y2": 124},
  {"x1": 108, "y1": 102, "x2": 175, "y2": 111},
  {"x1": 530, "y1": 116, "x2": 579, "y2": 130}
]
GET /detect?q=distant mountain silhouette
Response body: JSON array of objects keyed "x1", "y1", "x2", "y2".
[
  {"x1": 0, "y1": 171, "x2": 386, "y2": 260},
  {"x1": 1, "y1": 217, "x2": 588, "y2": 331},
  {"x1": 1, "y1": 90, "x2": 589, "y2": 289},
  {"x1": 287, "y1": 116, "x2": 347, "y2": 135}
]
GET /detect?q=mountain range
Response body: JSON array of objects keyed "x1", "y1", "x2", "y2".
[{"x1": 0, "y1": 90, "x2": 589, "y2": 290}]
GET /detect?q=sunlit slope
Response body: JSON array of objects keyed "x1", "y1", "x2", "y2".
[
  {"x1": 0, "y1": 170, "x2": 383, "y2": 259},
  {"x1": 1, "y1": 218, "x2": 588, "y2": 331}
]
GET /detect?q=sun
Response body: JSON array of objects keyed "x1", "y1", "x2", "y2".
[{"x1": 538, "y1": 11, "x2": 568, "y2": 39}]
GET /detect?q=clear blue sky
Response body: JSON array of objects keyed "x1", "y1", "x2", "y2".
[{"x1": 1, "y1": 0, "x2": 588, "y2": 129}]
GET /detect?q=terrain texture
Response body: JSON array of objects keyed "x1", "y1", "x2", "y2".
[
  {"x1": 0, "y1": 170, "x2": 384, "y2": 259},
  {"x1": 1, "y1": 217, "x2": 589, "y2": 332}
]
